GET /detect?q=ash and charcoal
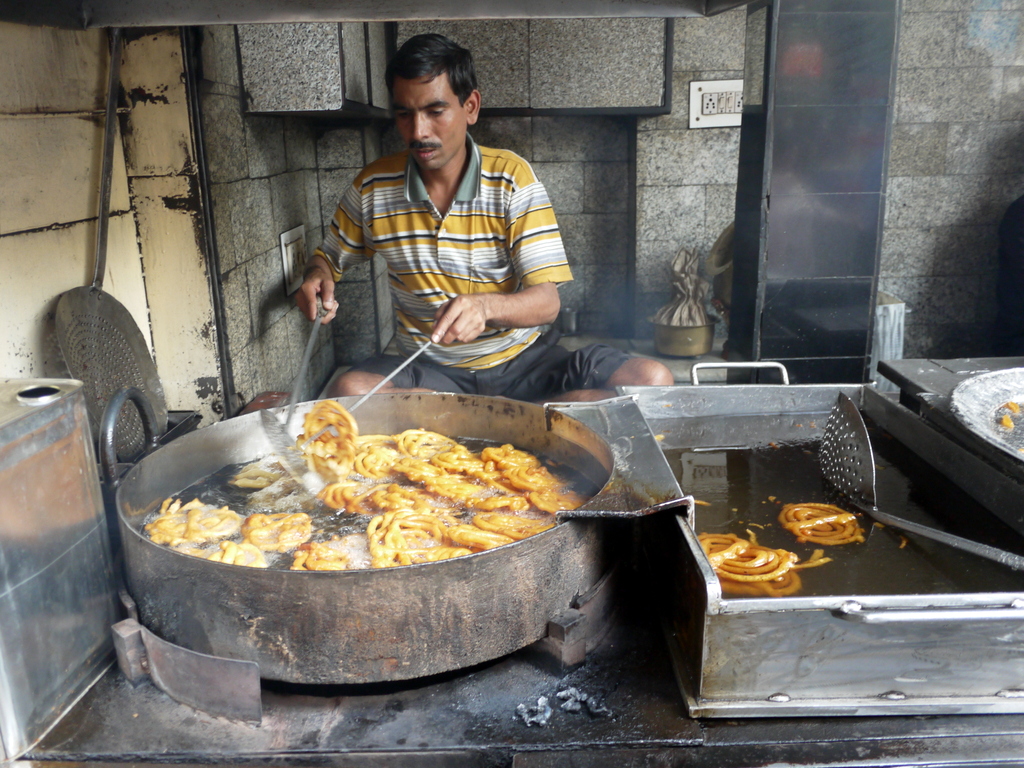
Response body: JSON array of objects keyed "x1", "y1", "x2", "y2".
[
  {"x1": 516, "y1": 696, "x2": 552, "y2": 726},
  {"x1": 516, "y1": 687, "x2": 611, "y2": 726}
]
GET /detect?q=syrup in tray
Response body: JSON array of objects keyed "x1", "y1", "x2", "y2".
[{"x1": 665, "y1": 429, "x2": 1024, "y2": 598}]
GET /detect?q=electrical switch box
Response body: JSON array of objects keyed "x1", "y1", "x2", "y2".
[{"x1": 689, "y1": 79, "x2": 744, "y2": 129}]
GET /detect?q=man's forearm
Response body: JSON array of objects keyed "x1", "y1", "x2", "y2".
[
  {"x1": 482, "y1": 283, "x2": 560, "y2": 329},
  {"x1": 431, "y1": 282, "x2": 560, "y2": 345}
]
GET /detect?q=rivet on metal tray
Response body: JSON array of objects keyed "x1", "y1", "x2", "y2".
[
  {"x1": 836, "y1": 600, "x2": 863, "y2": 616},
  {"x1": 996, "y1": 689, "x2": 1024, "y2": 698},
  {"x1": 879, "y1": 691, "x2": 906, "y2": 700},
  {"x1": 767, "y1": 692, "x2": 791, "y2": 703},
  {"x1": 1011, "y1": 598, "x2": 1024, "y2": 610}
]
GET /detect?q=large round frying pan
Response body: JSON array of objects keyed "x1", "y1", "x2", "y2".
[
  {"x1": 950, "y1": 367, "x2": 1024, "y2": 462},
  {"x1": 117, "y1": 393, "x2": 671, "y2": 684}
]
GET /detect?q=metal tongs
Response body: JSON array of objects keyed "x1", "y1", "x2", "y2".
[
  {"x1": 298, "y1": 338, "x2": 434, "y2": 450},
  {"x1": 260, "y1": 311, "x2": 328, "y2": 495},
  {"x1": 262, "y1": 325, "x2": 433, "y2": 491},
  {"x1": 819, "y1": 392, "x2": 1024, "y2": 571}
]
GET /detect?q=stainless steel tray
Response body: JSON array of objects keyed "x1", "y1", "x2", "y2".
[{"x1": 625, "y1": 381, "x2": 1024, "y2": 718}]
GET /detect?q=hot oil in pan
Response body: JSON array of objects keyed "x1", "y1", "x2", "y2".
[
  {"x1": 148, "y1": 437, "x2": 601, "y2": 570},
  {"x1": 675, "y1": 426, "x2": 1024, "y2": 598}
]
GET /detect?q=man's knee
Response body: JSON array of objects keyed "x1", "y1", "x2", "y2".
[
  {"x1": 607, "y1": 357, "x2": 674, "y2": 388},
  {"x1": 324, "y1": 369, "x2": 381, "y2": 397}
]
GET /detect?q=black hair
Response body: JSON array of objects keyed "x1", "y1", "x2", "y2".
[{"x1": 385, "y1": 33, "x2": 478, "y2": 105}]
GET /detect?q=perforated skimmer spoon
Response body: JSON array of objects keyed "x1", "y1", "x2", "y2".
[{"x1": 819, "y1": 392, "x2": 1024, "y2": 571}]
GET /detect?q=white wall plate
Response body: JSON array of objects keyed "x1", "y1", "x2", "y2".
[{"x1": 689, "y1": 79, "x2": 744, "y2": 129}]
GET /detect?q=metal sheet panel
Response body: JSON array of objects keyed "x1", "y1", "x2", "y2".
[{"x1": 0, "y1": 380, "x2": 118, "y2": 759}]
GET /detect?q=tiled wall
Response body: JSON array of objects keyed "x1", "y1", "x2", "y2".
[
  {"x1": 316, "y1": 126, "x2": 392, "y2": 364},
  {"x1": 199, "y1": 26, "x2": 334, "y2": 408},
  {"x1": 881, "y1": 0, "x2": 1024, "y2": 359},
  {"x1": 635, "y1": 8, "x2": 747, "y2": 339}
]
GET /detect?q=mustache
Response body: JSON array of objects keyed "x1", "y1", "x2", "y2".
[{"x1": 409, "y1": 140, "x2": 443, "y2": 150}]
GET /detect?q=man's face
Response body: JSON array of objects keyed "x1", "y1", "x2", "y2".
[{"x1": 392, "y1": 73, "x2": 480, "y2": 176}]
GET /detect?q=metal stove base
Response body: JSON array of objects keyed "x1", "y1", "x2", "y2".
[{"x1": 21, "y1": 590, "x2": 1024, "y2": 768}]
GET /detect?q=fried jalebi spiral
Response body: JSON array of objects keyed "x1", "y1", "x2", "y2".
[
  {"x1": 473, "y1": 494, "x2": 532, "y2": 512},
  {"x1": 720, "y1": 570, "x2": 803, "y2": 597},
  {"x1": 700, "y1": 533, "x2": 799, "y2": 582},
  {"x1": 699, "y1": 532, "x2": 796, "y2": 583},
  {"x1": 364, "y1": 483, "x2": 435, "y2": 515},
  {"x1": 145, "y1": 498, "x2": 242, "y2": 547},
  {"x1": 448, "y1": 524, "x2": 515, "y2": 550},
  {"x1": 431, "y1": 445, "x2": 486, "y2": 474},
  {"x1": 395, "y1": 428, "x2": 457, "y2": 458},
  {"x1": 473, "y1": 513, "x2": 555, "y2": 540},
  {"x1": 502, "y1": 464, "x2": 562, "y2": 493},
  {"x1": 300, "y1": 400, "x2": 358, "y2": 481},
  {"x1": 466, "y1": 466, "x2": 520, "y2": 494},
  {"x1": 291, "y1": 537, "x2": 350, "y2": 571},
  {"x1": 144, "y1": 497, "x2": 190, "y2": 545},
  {"x1": 527, "y1": 489, "x2": 586, "y2": 514},
  {"x1": 698, "y1": 533, "x2": 833, "y2": 597},
  {"x1": 480, "y1": 444, "x2": 541, "y2": 470},
  {"x1": 185, "y1": 504, "x2": 243, "y2": 543},
  {"x1": 206, "y1": 540, "x2": 268, "y2": 568},
  {"x1": 778, "y1": 502, "x2": 865, "y2": 545},
  {"x1": 230, "y1": 464, "x2": 284, "y2": 489},
  {"x1": 393, "y1": 457, "x2": 447, "y2": 482},
  {"x1": 318, "y1": 480, "x2": 362, "y2": 511},
  {"x1": 421, "y1": 473, "x2": 487, "y2": 503},
  {"x1": 242, "y1": 512, "x2": 313, "y2": 552},
  {"x1": 353, "y1": 443, "x2": 402, "y2": 479},
  {"x1": 367, "y1": 509, "x2": 471, "y2": 567}
]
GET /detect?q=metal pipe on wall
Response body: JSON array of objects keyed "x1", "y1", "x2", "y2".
[{"x1": 1, "y1": 0, "x2": 753, "y2": 29}]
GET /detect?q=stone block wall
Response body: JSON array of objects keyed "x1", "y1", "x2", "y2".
[
  {"x1": 199, "y1": 26, "x2": 334, "y2": 410},
  {"x1": 881, "y1": 0, "x2": 1024, "y2": 359},
  {"x1": 316, "y1": 126, "x2": 391, "y2": 365},
  {"x1": 635, "y1": 8, "x2": 747, "y2": 339}
]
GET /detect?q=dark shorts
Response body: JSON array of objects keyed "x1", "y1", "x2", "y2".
[{"x1": 349, "y1": 329, "x2": 631, "y2": 401}]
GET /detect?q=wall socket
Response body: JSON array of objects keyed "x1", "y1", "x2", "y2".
[{"x1": 690, "y1": 79, "x2": 744, "y2": 129}]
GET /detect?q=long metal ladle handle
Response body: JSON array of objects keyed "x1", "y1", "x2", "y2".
[
  {"x1": 868, "y1": 506, "x2": 1024, "y2": 572},
  {"x1": 92, "y1": 28, "x2": 122, "y2": 290},
  {"x1": 283, "y1": 309, "x2": 324, "y2": 426},
  {"x1": 349, "y1": 339, "x2": 432, "y2": 412}
]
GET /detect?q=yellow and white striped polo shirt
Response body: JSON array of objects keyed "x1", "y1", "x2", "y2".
[{"x1": 314, "y1": 136, "x2": 573, "y2": 369}]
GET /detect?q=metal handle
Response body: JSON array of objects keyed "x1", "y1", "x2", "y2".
[
  {"x1": 92, "y1": 28, "x2": 122, "y2": 290},
  {"x1": 349, "y1": 339, "x2": 432, "y2": 412},
  {"x1": 99, "y1": 386, "x2": 159, "y2": 488},
  {"x1": 690, "y1": 361, "x2": 790, "y2": 386},
  {"x1": 283, "y1": 308, "x2": 324, "y2": 425},
  {"x1": 832, "y1": 599, "x2": 1024, "y2": 624},
  {"x1": 868, "y1": 507, "x2": 1024, "y2": 572}
]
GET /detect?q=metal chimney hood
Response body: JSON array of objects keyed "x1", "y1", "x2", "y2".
[{"x1": 0, "y1": 0, "x2": 750, "y2": 29}]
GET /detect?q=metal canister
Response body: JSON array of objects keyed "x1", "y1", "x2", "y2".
[{"x1": 0, "y1": 379, "x2": 118, "y2": 760}]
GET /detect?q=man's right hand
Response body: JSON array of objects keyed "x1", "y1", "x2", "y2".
[{"x1": 297, "y1": 255, "x2": 338, "y2": 324}]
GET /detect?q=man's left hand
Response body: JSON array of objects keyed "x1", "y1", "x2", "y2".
[{"x1": 432, "y1": 295, "x2": 489, "y2": 344}]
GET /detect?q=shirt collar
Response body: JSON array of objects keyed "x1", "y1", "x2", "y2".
[{"x1": 404, "y1": 134, "x2": 481, "y2": 204}]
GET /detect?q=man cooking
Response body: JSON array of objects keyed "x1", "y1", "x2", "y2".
[{"x1": 297, "y1": 33, "x2": 673, "y2": 402}]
